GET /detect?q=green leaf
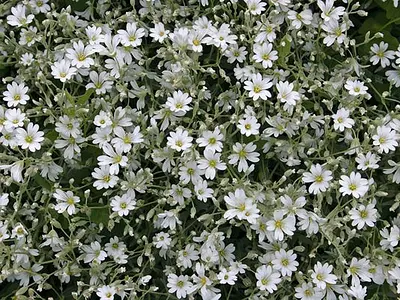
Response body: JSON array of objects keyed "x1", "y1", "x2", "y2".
[
  {"x1": 375, "y1": 0, "x2": 400, "y2": 23},
  {"x1": 33, "y1": 174, "x2": 52, "y2": 191},
  {"x1": 90, "y1": 206, "x2": 110, "y2": 225},
  {"x1": 77, "y1": 89, "x2": 94, "y2": 105},
  {"x1": 45, "y1": 129, "x2": 58, "y2": 142},
  {"x1": 277, "y1": 34, "x2": 292, "y2": 66}
]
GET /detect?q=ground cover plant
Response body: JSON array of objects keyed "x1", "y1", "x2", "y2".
[{"x1": 0, "y1": 0, "x2": 400, "y2": 299}]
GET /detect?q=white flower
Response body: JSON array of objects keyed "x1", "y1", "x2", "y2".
[
  {"x1": 0, "y1": 193, "x2": 9, "y2": 207},
  {"x1": 317, "y1": 0, "x2": 345, "y2": 23},
  {"x1": 86, "y1": 71, "x2": 113, "y2": 95},
  {"x1": 3, "y1": 82, "x2": 30, "y2": 107},
  {"x1": 16, "y1": 123, "x2": 44, "y2": 152},
  {"x1": 347, "y1": 257, "x2": 372, "y2": 286},
  {"x1": 94, "y1": 111, "x2": 112, "y2": 128},
  {"x1": 197, "y1": 150, "x2": 226, "y2": 180},
  {"x1": 228, "y1": 142, "x2": 260, "y2": 173},
  {"x1": 96, "y1": 285, "x2": 116, "y2": 300},
  {"x1": 92, "y1": 166, "x2": 119, "y2": 190},
  {"x1": 51, "y1": 60, "x2": 77, "y2": 82},
  {"x1": 105, "y1": 236, "x2": 126, "y2": 257},
  {"x1": 339, "y1": 172, "x2": 369, "y2": 199},
  {"x1": 244, "y1": 73, "x2": 273, "y2": 100},
  {"x1": 167, "y1": 128, "x2": 193, "y2": 152},
  {"x1": 0, "y1": 221, "x2": 10, "y2": 242},
  {"x1": 372, "y1": 125, "x2": 398, "y2": 153},
  {"x1": 217, "y1": 268, "x2": 237, "y2": 285},
  {"x1": 188, "y1": 30, "x2": 207, "y2": 52},
  {"x1": 332, "y1": 108, "x2": 355, "y2": 132},
  {"x1": 85, "y1": 25, "x2": 104, "y2": 45},
  {"x1": 53, "y1": 189, "x2": 80, "y2": 215},
  {"x1": 166, "y1": 90, "x2": 192, "y2": 116},
  {"x1": 203, "y1": 23, "x2": 237, "y2": 50},
  {"x1": 383, "y1": 160, "x2": 400, "y2": 183},
  {"x1": 355, "y1": 152, "x2": 380, "y2": 170},
  {"x1": 196, "y1": 127, "x2": 224, "y2": 152},
  {"x1": 266, "y1": 211, "x2": 296, "y2": 241},
  {"x1": 111, "y1": 126, "x2": 143, "y2": 153},
  {"x1": 117, "y1": 22, "x2": 146, "y2": 47},
  {"x1": 246, "y1": 0, "x2": 266, "y2": 15},
  {"x1": 237, "y1": 115, "x2": 260, "y2": 136},
  {"x1": 54, "y1": 133, "x2": 85, "y2": 159},
  {"x1": 311, "y1": 262, "x2": 338, "y2": 290},
  {"x1": 20, "y1": 53, "x2": 34, "y2": 66},
  {"x1": 81, "y1": 241, "x2": 107, "y2": 263},
  {"x1": 110, "y1": 193, "x2": 136, "y2": 216},
  {"x1": 349, "y1": 203, "x2": 377, "y2": 230},
  {"x1": 348, "y1": 284, "x2": 367, "y2": 300},
  {"x1": 177, "y1": 244, "x2": 199, "y2": 269},
  {"x1": 276, "y1": 81, "x2": 301, "y2": 107},
  {"x1": 253, "y1": 43, "x2": 278, "y2": 68},
  {"x1": 150, "y1": 23, "x2": 169, "y2": 43},
  {"x1": 255, "y1": 265, "x2": 281, "y2": 293},
  {"x1": 344, "y1": 79, "x2": 368, "y2": 96},
  {"x1": 224, "y1": 188, "x2": 260, "y2": 224},
  {"x1": 295, "y1": 282, "x2": 324, "y2": 300},
  {"x1": 4, "y1": 108, "x2": 25, "y2": 130},
  {"x1": 321, "y1": 21, "x2": 347, "y2": 46},
  {"x1": 386, "y1": 68, "x2": 400, "y2": 87},
  {"x1": 30, "y1": 0, "x2": 51, "y2": 14},
  {"x1": 55, "y1": 115, "x2": 81, "y2": 138},
  {"x1": 279, "y1": 195, "x2": 307, "y2": 218},
  {"x1": 370, "y1": 41, "x2": 395, "y2": 68},
  {"x1": 302, "y1": 164, "x2": 333, "y2": 195},
  {"x1": 179, "y1": 161, "x2": 203, "y2": 184},
  {"x1": 194, "y1": 180, "x2": 213, "y2": 202},
  {"x1": 288, "y1": 9, "x2": 313, "y2": 29},
  {"x1": 167, "y1": 274, "x2": 194, "y2": 299},
  {"x1": 97, "y1": 143, "x2": 128, "y2": 175},
  {"x1": 272, "y1": 249, "x2": 299, "y2": 276},
  {"x1": 7, "y1": 4, "x2": 34, "y2": 27},
  {"x1": 225, "y1": 45, "x2": 248, "y2": 63},
  {"x1": 153, "y1": 232, "x2": 171, "y2": 249},
  {"x1": 66, "y1": 41, "x2": 95, "y2": 68}
]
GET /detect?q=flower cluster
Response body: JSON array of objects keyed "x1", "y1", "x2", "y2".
[{"x1": 0, "y1": 0, "x2": 399, "y2": 299}]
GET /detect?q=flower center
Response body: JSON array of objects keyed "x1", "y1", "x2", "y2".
[
  {"x1": 175, "y1": 141, "x2": 183, "y2": 147},
  {"x1": 177, "y1": 280, "x2": 184, "y2": 288},
  {"x1": 120, "y1": 202, "x2": 127, "y2": 209},
  {"x1": 360, "y1": 210, "x2": 368, "y2": 219},
  {"x1": 208, "y1": 137, "x2": 216, "y2": 144},
  {"x1": 275, "y1": 220, "x2": 282, "y2": 229},
  {"x1": 281, "y1": 259, "x2": 289, "y2": 266},
  {"x1": 77, "y1": 53, "x2": 86, "y2": 61},
  {"x1": 25, "y1": 135, "x2": 33, "y2": 143},
  {"x1": 253, "y1": 86, "x2": 261, "y2": 93},
  {"x1": 66, "y1": 197, "x2": 75, "y2": 205},
  {"x1": 14, "y1": 94, "x2": 21, "y2": 101},
  {"x1": 238, "y1": 149, "x2": 247, "y2": 158},
  {"x1": 103, "y1": 175, "x2": 110, "y2": 182},
  {"x1": 262, "y1": 54, "x2": 270, "y2": 60},
  {"x1": 349, "y1": 184, "x2": 357, "y2": 191},
  {"x1": 315, "y1": 175, "x2": 323, "y2": 183}
]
